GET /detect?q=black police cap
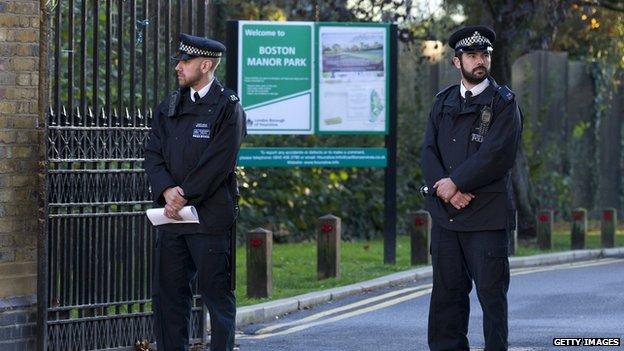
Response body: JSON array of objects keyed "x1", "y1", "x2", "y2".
[
  {"x1": 448, "y1": 25, "x2": 496, "y2": 53},
  {"x1": 172, "y1": 33, "x2": 226, "y2": 61}
]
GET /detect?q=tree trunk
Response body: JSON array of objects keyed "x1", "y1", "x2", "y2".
[
  {"x1": 511, "y1": 146, "x2": 537, "y2": 237},
  {"x1": 491, "y1": 37, "x2": 537, "y2": 238},
  {"x1": 568, "y1": 61, "x2": 596, "y2": 210},
  {"x1": 598, "y1": 78, "x2": 623, "y2": 212}
]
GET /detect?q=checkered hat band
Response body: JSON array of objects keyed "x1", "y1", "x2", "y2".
[
  {"x1": 179, "y1": 43, "x2": 222, "y2": 57},
  {"x1": 455, "y1": 31, "x2": 492, "y2": 49}
]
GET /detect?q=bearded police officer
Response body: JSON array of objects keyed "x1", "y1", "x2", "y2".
[
  {"x1": 145, "y1": 33, "x2": 246, "y2": 351},
  {"x1": 420, "y1": 26, "x2": 522, "y2": 351}
]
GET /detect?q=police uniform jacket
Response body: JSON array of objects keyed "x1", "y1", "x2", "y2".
[
  {"x1": 421, "y1": 78, "x2": 521, "y2": 231},
  {"x1": 145, "y1": 79, "x2": 246, "y2": 235}
]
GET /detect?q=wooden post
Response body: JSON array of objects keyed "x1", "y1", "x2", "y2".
[
  {"x1": 536, "y1": 210, "x2": 553, "y2": 250},
  {"x1": 508, "y1": 211, "x2": 518, "y2": 255},
  {"x1": 601, "y1": 208, "x2": 617, "y2": 248},
  {"x1": 246, "y1": 228, "x2": 272, "y2": 298},
  {"x1": 317, "y1": 215, "x2": 341, "y2": 280},
  {"x1": 571, "y1": 208, "x2": 587, "y2": 250},
  {"x1": 409, "y1": 211, "x2": 431, "y2": 265}
]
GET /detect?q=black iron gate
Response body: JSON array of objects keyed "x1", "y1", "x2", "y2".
[{"x1": 41, "y1": 1, "x2": 212, "y2": 349}]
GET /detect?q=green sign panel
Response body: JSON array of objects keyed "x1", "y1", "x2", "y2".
[
  {"x1": 238, "y1": 148, "x2": 387, "y2": 167},
  {"x1": 238, "y1": 21, "x2": 391, "y2": 136},
  {"x1": 316, "y1": 23, "x2": 390, "y2": 134},
  {"x1": 239, "y1": 22, "x2": 314, "y2": 134}
]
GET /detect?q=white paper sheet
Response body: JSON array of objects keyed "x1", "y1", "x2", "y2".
[{"x1": 146, "y1": 206, "x2": 199, "y2": 226}]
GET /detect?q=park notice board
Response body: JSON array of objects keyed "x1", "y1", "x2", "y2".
[
  {"x1": 228, "y1": 20, "x2": 399, "y2": 264},
  {"x1": 316, "y1": 23, "x2": 389, "y2": 134},
  {"x1": 237, "y1": 21, "x2": 390, "y2": 135}
]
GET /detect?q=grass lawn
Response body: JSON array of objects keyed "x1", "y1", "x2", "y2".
[
  {"x1": 235, "y1": 235, "x2": 415, "y2": 306},
  {"x1": 236, "y1": 229, "x2": 624, "y2": 306},
  {"x1": 515, "y1": 229, "x2": 624, "y2": 256}
]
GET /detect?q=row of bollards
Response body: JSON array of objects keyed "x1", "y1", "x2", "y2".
[
  {"x1": 246, "y1": 215, "x2": 342, "y2": 298},
  {"x1": 245, "y1": 209, "x2": 619, "y2": 298},
  {"x1": 536, "y1": 207, "x2": 618, "y2": 250}
]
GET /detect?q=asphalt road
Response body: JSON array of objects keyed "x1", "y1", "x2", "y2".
[{"x1": 235, "y1": 258, "x2": 624, "y2": 351}]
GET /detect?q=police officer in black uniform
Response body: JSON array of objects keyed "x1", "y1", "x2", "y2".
[
  {"x1": 421, "y1": 26, "x2": 522, "y2": 351},
  {"x1": 145, "y1": 33, "x2": 246, "y2": 351}
]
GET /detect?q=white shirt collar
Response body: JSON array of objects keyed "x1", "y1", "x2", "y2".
[
  {"x1": 190, "y1": 78, "x2": 214, "y2": 102},
  {"x1": 460, "y1": 78, "x2": 490, "y2": 98}
]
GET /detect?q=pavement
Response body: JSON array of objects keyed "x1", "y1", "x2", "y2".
[
  {"x1": 236, "y1": 256, "x2": 624, "y2": 350},
  {"x1": 235, "y1": 247, "x2": 624, "y2": 327}
]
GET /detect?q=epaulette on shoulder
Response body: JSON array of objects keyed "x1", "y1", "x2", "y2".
[
  {"x1": 221, "y1": 87, "x2": 240, "y2": 103},
  {"x1": 436, "y1": 84, "x2": 458, "y2": 98},
  {"x1": 167, "y1": 89, "x2": 181, "y2": 117},
  {"x1": 496, "y1": 85, "x2": 515, "y2": 102}
]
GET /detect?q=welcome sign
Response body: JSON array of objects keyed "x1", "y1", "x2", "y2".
[
  {"x1": 238, "y1": 22, "x2": 315, "y2": 134},
  {"x1": 237, "y1": 21, "x2": 390, "y2": 136}
]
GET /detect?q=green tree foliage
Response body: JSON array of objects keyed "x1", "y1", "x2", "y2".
[
  {"x1": 440, "y1": 1, "x2": 623, "y2": 220},
  {"x1": 214, "y1": 0, "x2": 445, "y2": 241}
]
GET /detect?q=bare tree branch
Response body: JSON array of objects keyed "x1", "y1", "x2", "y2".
[
  {"x1": 485, "y1": 0, "x2": 498, "y2": 19},
  {"x1": 573, "y1": 0, "x2": 624, "y2": 12}
]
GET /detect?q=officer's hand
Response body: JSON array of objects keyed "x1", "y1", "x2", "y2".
[
  {"x1": 164, "y1": 186, "x2": 188, "y2": 211},
  {"x1": 164, "y1": 204, "x2": 183, "y2": 221},
  {"x1": 450, "y1": 191, "x2": 475, "y2": 210},
  {"x1": 433, "y1": 178, "x2": 458, "y2": 202}
]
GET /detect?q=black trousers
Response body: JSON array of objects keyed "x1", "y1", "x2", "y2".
[
  {"x1": 428, "y1": 224, "x2": 510, "y2": 351},
  {"x1": 152, "y1": 230, "x2": 236, "y2": 351}
]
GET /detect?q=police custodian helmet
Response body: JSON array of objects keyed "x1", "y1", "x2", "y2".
[
  {"x1": 448, "y1": 25, "x2": 496, "y2": 53},
  {"x1": 172, "y1": 33, "x2": 226, "y2": 61}
]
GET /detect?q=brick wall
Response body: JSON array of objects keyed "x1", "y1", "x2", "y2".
[
  {"x1": 0, "y1": 0, "x2": 41, "y2": 348},
  {"x1": 0, "y1": 296, "x2": 37, "y2": 350}
]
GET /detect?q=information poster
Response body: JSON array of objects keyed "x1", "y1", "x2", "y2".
[
  {"x1": 238, "y1": 148, "x2": 387, "y2": 167},
  {"x1": 316, "y1": 24, "x2": 389, "y2": 134},
  {"x1": 238, "y1": 21, "x2": 314, "y2": 134}
]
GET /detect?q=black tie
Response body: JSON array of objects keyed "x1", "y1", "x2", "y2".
[
  {"x1": 193, "y1": 92, "x2": 201, "y2": 103},
  {"x1": 464, "y1": 90, "x2": 472, "y2": 109}
]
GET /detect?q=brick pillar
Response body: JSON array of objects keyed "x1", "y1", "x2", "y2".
[{"x1": 0, "y1": 0, "x2": 41, "y2": 347}]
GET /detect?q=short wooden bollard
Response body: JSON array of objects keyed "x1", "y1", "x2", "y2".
[
  {"x1": 601, "y1": 208, "x2": 617, "y2": 248},
  {"x1": 246, "y1": 228, "x2": 272, "y2": 298},
  {"x1": 571, "y1": 208, "x2": 587, "y2": 250},
  {"x1": 317, "y1": 215, "x2": 341, "y2": 280},
  {"x1": 508, "y1": 211, "x2": 518, "y2": 256},
  {"x1": 536, "y1": 210, "x2": 553, "y2": 250},
  {"x1": 409, "y1": 211, "x2": 431, "y2": 265}
]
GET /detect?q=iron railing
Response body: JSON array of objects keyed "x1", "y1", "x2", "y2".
[{"x1": 43, "y1": 1, "x2": 212, "y2": 349}]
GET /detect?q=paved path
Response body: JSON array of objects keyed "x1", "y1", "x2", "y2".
[{"x1": 235, "y1": 258, "x2": 624, "y2": 351}]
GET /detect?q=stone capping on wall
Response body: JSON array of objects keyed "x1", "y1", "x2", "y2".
[
  {"x1": 0, "y1": 261, "x2": 37, "y2": 298},
  {"x1": 0, "y1": 295, "x2": 37, "y2": 349},
  {"x1": 0, "y1": 294, "x2": 36, "y2": 311}
]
